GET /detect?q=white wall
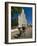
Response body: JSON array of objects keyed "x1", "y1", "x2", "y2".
[{"x1": 0, "y1": 0, "x2": 37, "y2": 46}]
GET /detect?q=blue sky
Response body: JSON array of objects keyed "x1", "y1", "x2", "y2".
[
  {"x1": 11, "y1": 7, "x2": 32, "y2": 24},
  {"x1": 23, "y1": 7, "x2": 32, "y2": 24}
]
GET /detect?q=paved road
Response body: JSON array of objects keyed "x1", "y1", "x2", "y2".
[{"x1": 11, "y1": 27, "x2": 32, "y2": 39}]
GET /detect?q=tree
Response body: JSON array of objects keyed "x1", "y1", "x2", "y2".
[
  {"x1": 11, "y1": 7, "x2": 22, "y2": 14},
  {"x1": 11, "y1": 7, "x2": 22, "y2": 29}
]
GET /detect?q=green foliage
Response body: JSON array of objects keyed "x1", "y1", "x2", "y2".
[
  {"x1": 11, "y1": 7, "x2": 22, "y2": 29},
  {"x1": 11, "y1": 7, "x2": 22, "y2": 14},
  {"x1": 11, "y1": 18, "x2": 18, "y2": 29}
]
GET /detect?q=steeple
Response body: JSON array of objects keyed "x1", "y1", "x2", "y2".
[
  {"x1": 18, "y1": 8, "x2": 27, "y2": 27},
  {"x1": 22, "y1": 8, "x2": 24, "y2": 14}
]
